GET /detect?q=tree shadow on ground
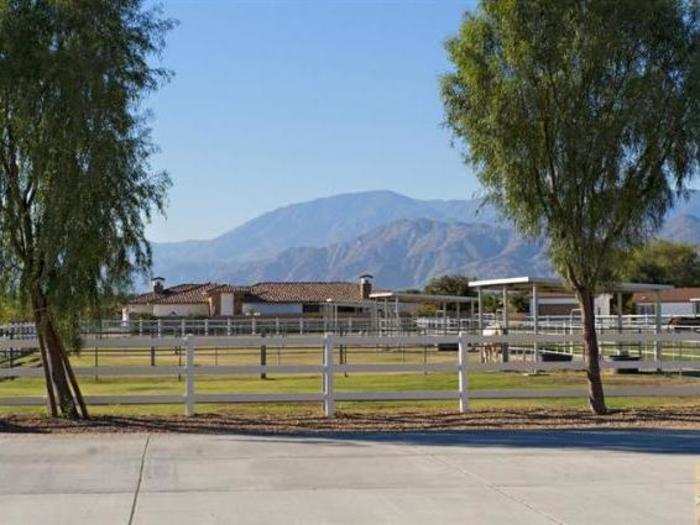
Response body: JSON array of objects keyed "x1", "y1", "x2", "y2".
[{"x1": 1, "y1": 407, "x2": 698, "y2": 454}]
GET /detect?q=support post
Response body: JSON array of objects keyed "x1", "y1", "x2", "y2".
[
  {"x1": 184, "y1": 335, "x2": 195, "y2": 417},
  {"x1": 616, "y1": 291, "x2": 623, "y2": 356},
  {"x1": 532, "y1": 284, "x2": 539, "y2": 362},
  {"x1": 616, "y1": 292, "x2": 623, "y2": 331},
  {"x1": 470, "y1": 299, "x2": 475, "y2": 332},
  {"x1": 654, "y1": 291, "x2": 662, "y2": 367},
  {"x1": 458, "y1": 331, "x2": 468, "y2": 413},
  {"x1": 442, "y1": 302, "x2": 447, "y2": 335},
  {"x1": 395, "y1": 298, "x2": 400, "y2": 333},
  {"x1": 501, "y1": 287, "x2": 509, "y2": 362},
  {"x1": 323, "y1": 334, "x2": 335, "y2": 417},
  {"x1": 477, "y1": 288, "x2": 483, "y2": 332}
]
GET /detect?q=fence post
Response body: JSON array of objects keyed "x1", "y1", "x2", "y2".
[
  {"x1": 323, "y1": 334, "x2": 335, "y2": 417},
  {"x1": 260, "y1": 335, "x2": 267, "y2": 380},
  {"x1": 184, "y1": 335, "x2": 195, "y2": 416},
  {"x1": 458, "y1": 331, "x2": 469, "y2": 413}
]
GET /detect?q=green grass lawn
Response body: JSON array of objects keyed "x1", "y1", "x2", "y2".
[{"x1": 1, "y1": 346, "x2": 697, "y2": 417}]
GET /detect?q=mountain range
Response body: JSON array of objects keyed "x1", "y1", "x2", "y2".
[{"x1": 150, "y1": 190, "x2": 700, "y2": 289}]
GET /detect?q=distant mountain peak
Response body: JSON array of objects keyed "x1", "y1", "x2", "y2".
[{"x1": 149, "y1": 188, "x2": 700, "y2": 289}]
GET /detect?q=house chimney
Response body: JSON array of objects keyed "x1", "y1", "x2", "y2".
[
  {"x1": 359, "y1": 274, "x2": 373, "y2": 300},
  {"x1": 152, "y1": 276, "x2": 165, "y2": 294}
]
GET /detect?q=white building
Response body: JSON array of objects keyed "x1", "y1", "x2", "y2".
[
  {"x1": 122, "y1": 277, "x2": 379, "y2": 320},
  {"x1": 527, "y1": 292, "x2": 612, "y2": 316},
  {"x1": 633, "y1": 288, "x2": 700, "y2": 316}
]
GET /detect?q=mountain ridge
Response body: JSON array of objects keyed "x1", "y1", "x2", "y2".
[{"x1": 149, "y1": 189, "x2": 700, "y2": 289}]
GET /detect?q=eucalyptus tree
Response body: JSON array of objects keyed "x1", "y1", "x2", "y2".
[
  {"x1": 0, "y1": 1, "x2": 173, "y2": 418},
  {"x1": 442, "y1": 0, "x2": 699, "y2": 413}
]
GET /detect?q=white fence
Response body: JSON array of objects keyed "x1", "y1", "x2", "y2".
[
  {"x1": 3, "y1": 313, "x2": 700, "y2": 340},
  {"x1": 1, "y1": 332, "x2": 699, "y2": 416}
]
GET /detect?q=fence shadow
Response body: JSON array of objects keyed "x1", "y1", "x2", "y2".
[
  {"x1": 335, "y1": 428, "x2": 700, "y2": 455},
  {"x1": 2, "y1": 408, "x2": 698, "y2": 454}
]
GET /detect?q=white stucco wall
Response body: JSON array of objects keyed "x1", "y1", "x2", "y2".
[
  {"x1": 529, "y1": 294, "x2": 611, "y2": 315},
  {"x1": 220, "y1": 293, "x2": 234, "y2": 316},
  {"x1": 594, "y1": 293, "x2": 611, "y2": 316},
  {"x1": 662, "y1": 302, "x2": 694, "y2": 315},
  {"x1": 123, "y1": 304, "x2": 153, "y2": 321},
  {"x1": 152, "y1": 303, "x2": 210, "y2": 318},
  {"x1": 242, "y1": 302, "x2": 303, "y2": 315},
  {"x1": 636, "y1": 302, "x2": 694, "y2": 315}
]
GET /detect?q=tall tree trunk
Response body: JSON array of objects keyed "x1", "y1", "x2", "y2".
[
  {"x1": 36, "y1": 330, "x2": 58, "y2": 417},
  {"x1": 32, "y1": 290, "x2": 87, "y2": 419},
  {"x1": 578, "y1": 288, "x2": 607, "y2": 415}
]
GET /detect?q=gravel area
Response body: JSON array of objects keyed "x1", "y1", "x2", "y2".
[{"x1": 1, "y1": 406, "x2": 698, "y2": 434}]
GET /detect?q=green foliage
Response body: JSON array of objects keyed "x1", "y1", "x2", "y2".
[
  {"x1": 480, "y1": 294, "x2": 500, "y2": 313},
  {"x1": 442, "y1": 0, "x2": 700, "y2": 293},
  {"x1": 422, "y1": 274, "x2": 474, "y2": 314},
  {"x1": 0, "y1": 291, "x2": 24, "y2": 323},
  {"x1": 424, "y1": 274, "x2": 473, "y2": 297},
  {"x1": 472, "y1": 292, "x2": 527, "y2": 313},
  {"x1": 508, "y1": 291, "x2": 529, "y2": 313},
  {"x1": 0, "y1": 1, "x2": 173, "y2": 331},
  {"x1": 621, "y1": 239, "x2": 700, "y2": 286}
]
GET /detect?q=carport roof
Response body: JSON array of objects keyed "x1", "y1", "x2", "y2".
[
  {"x1": 369, "y1": 291, "x2": 477, "y2": 304},
  {"x1": 468, "y1": 276, "x2": 673, "y2": 294}
]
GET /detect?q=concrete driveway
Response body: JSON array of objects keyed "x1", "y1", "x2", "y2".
[{"x1": 0, "y1": 429, "x2": 697, "y2": 524}]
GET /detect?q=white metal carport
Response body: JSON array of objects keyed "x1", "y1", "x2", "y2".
[
  {"x1": 369, "y1": 291, "x2": 478, "y2": 328},
  {"x1": 468, "y1": 276, "x2": 673, "y2": 361}
]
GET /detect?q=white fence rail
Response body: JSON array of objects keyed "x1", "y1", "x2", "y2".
[
  {"x1": 3, "y1": 313, "x2": 700, "y2": 341},
  {"x1": 1, "y1": 332, "x2": 699, "y2": 415}
]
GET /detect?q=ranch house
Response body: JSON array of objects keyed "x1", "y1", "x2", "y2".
[{"x1": 122, "y1": 275, "x2": 378, "y2": 320}]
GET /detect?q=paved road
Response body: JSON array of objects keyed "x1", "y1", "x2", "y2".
[{"x1": 0, "y1": 429, "x2": 697, "y2": 524}]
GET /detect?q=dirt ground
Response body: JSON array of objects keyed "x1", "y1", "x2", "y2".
[{"x1": 1, "y1": 406, "x2": 698, "y2": 434}]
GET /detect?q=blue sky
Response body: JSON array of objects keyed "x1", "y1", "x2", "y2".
[{"x1": 146, "y1": 0, "x2": 479, "y2": 242}]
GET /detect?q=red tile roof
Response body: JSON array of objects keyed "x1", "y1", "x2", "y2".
[
  {"x1": 632, "y1": 287, "x2": 700, "y2": 303},
  {"x1": 129, "y1": 283, "x2": 219, "y2": 305},
  {"x1": 245, "y1": 282, "x2": 368, "y2": 303},
  {"x1": 128, "y1": 281, "x2": 371, "y2": 305},
  {"x1": 207, "y1": 284, "x2": 252, "y2": 294}
]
